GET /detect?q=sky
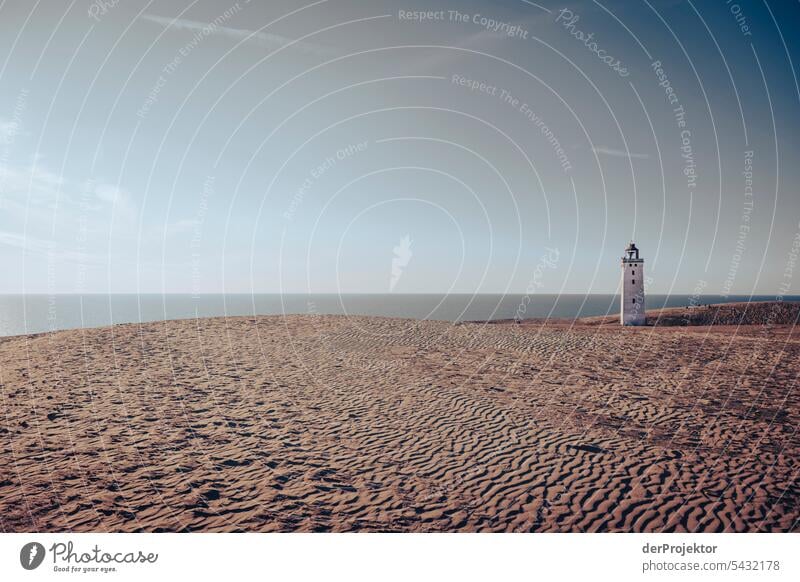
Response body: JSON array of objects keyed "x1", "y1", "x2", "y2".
[{"x1": 0, "y1": 0, "x2": 798, "y2": 295}]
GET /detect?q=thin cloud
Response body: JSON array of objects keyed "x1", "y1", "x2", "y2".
[
  {"x1": 0, "y1": 231, "x2": 108, "y2": 265},
  {"x1": 0, "y1": 160, "x2": 140, "y2": 264},
  {"x1": 0, "y1": 119, "x2": 23, "y2": 142},
  {"x1": 592, "y1": 146, "x2": 650, "y2": 160},
  {"x1": 140, "y1": 13, "x2": 339, "y2": 58},
  {"x1": 94, "y1": 182, "x2": 138, "y2": 228}
]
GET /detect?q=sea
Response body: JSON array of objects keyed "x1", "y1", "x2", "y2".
[{"x1": 0, "y1": 294, "x2": 795, "y2": 338}]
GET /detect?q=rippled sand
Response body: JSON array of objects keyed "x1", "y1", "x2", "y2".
[{"x1": 0, "y1": 314, "x2": 797, "y2": 532}]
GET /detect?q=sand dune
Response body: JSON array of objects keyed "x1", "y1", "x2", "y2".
[
  {"x1": 580, "y1": 300, "x2": 800, "y2": 327},
  {"x1": 0, "y1": 313, "x2": 797, "y2": 532}
]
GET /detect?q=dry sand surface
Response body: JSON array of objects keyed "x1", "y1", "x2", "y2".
[{"x1": 1, "y1": 311, "x2": 798, "y2": 532}]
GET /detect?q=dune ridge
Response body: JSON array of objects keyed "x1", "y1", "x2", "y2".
[
  {"x1": 0, "y1": 313, "x2": 797, "y2": 532},
  {"x1": 582, "y1": 301, "x2": 800, "y2": 327}
]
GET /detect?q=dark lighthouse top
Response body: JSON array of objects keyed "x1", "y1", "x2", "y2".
[{"x1": 623, "y1": 242, "x2": 641, "y2": 261}]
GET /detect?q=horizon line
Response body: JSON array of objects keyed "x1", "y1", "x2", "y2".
[{"x1": 2, "y1": 292, "x2": 796, "y2": 298}]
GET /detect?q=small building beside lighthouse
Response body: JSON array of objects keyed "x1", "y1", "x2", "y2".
[{"x1": 621, "y1": 242, "x2": 646, "y2": 326}]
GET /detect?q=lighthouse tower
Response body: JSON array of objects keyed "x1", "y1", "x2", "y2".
[{"x1": 621, "y1": 242, "x2": 646, "y2": 326}]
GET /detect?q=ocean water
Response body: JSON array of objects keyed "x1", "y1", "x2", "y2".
[{"x1": 0, "y1": 294, "x2": 794, "y2": 338}]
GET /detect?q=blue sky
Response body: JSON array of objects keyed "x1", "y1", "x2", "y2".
[{"x1": 0, "y1": 0, "x2": 798, "y2": 295}]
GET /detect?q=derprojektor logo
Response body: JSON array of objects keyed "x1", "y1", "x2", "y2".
[{"x1": 20, "y1": 542, "x2": 46, "y2": 570}]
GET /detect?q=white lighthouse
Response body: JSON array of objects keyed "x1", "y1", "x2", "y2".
[{"x1": 621, "y1": 242, "x2": 646, "y2": 326}]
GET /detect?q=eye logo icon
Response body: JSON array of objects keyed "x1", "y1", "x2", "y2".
[{"x1": 20, "y1": 542, "x2": 45, "y2": 570}]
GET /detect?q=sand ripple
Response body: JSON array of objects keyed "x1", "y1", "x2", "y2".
[{"x1": 0, "y1": 315, "x2": 797, "y2": 531}]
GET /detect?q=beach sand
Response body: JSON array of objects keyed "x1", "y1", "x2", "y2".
[{"x1": 0, "y1": 311, "x2": 797, "y2": 532}]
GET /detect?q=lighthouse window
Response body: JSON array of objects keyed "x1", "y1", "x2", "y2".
[
  {"x1": 632, "y1": 279, "x2": 635, "y2": 285},
  {"x1": 632, "y1": 298, "x2": 636, "y2": 304},
  {"x1": 632, "y1": 270, "x2": 635, "y2": 275}
]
